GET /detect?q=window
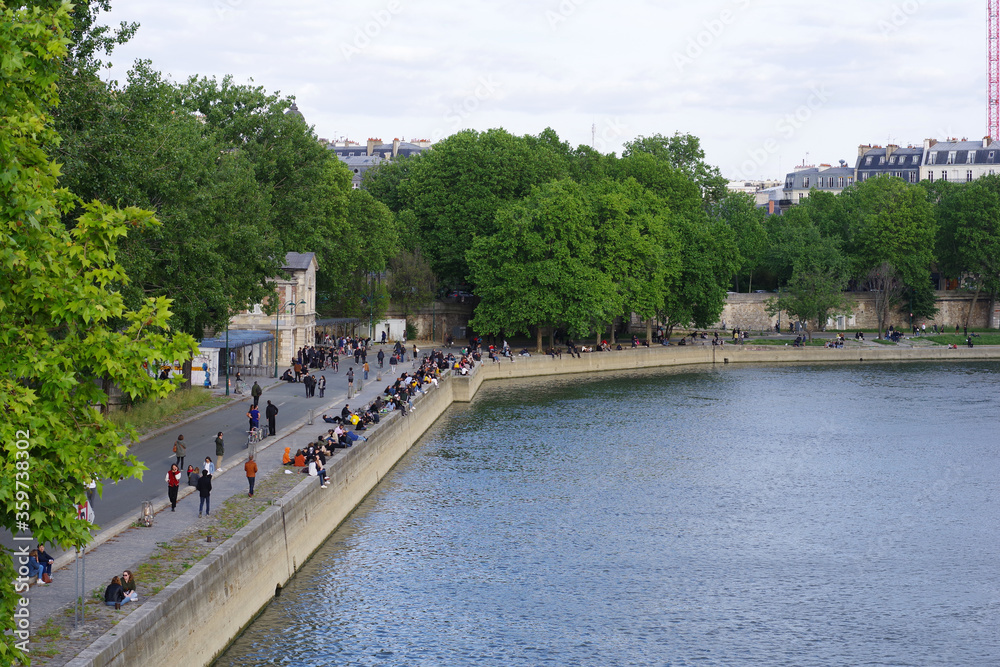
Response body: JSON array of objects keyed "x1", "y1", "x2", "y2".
[
  {"x1": 865, "y1": 156, "x2": 873, "y2": 165},
  {"x1": 838, "y1": 176, "x2": 845, "y2": 188},
  {"x1": 929, "y1": 152, "x2": 937, "y2": 165},
  {"x1": 801, "y1": 177, "x2": 809, "y2": 187},
  {"x1": 913, "y1": 156, "x2": 920, "y2": 164},
  {"x1": 909, "y1": 172, "x2": 917, "y2": 183},
  {"x1": 785, "y1": 177, "x2": 794, "y2": 189},
  {"x1": 847, "y1": 177, "x2": 854, "y2": 186},
  {"x1": 889, "y1": 156, "x2": 896, "y2": 164},
  {"x1": 947, "y1": 151, "x2": 956, "y2": 164},
  {"x1": 990, "y1": 151, "x2": 996, "y2": 160},
  {"x1": 991, "y1": 169, "x2": 996, "y2": 176},
  {"x1": 895, "y1": 172, "x2": 903, "y2": 178},
  {"x1": 967, "y1": 152, "x2": 975, "y2": 164},
  {"x1": 942, "y1": 171, "x2": 948, "y2": 181},
  {"x1": 879, "y1": 156, "x2": 886, "y2": 164},
  {"x1": 928, "y1": 172, "x2": 934, "y2": 183},
  {"x1": 967, "y1": 170, "x2": 974, "y2": 182}
]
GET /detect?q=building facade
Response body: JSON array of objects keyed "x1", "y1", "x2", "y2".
[
  {"x1": 782, "y1": 163, "x2": 855, "y2": 203},
  {"x1": 919, "y1": 137, "x2": 1000, "y2": 183},
  {"x1": 855, "y1": 144, "x2": 923, "y2": 183},
  {"x1": 328, "y1": 138, "x2": 432, "y2": 188}
]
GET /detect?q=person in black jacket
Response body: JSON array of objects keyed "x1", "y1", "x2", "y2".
[
  {"x1": 265, "y1": 400, "x2": 279, "y2": 436},
  {"x1": 197, "y1": 470, "x2": 212, "y2": 517},
  {"x1": 104, "y1": 576, "x2": 128, "y2": 609}
]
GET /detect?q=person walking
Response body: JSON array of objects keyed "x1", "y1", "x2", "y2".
[
  {"x1": 166, "y1": 464, "x2": 182, "y2": 511},
  {"x1": 197, "y1": 468, "x2": 213, "y2": 517},
  {"x1": 347, "y1": 367, "x2": 354, "y2": 394},
  {"x1": 245, "y1": 455, "x2": 258, "y2": 498},
  {"x1": 215, "y1": 432, "x2": 225, "y2": 470},
  {"x1": 363, "y1": 361, "x2": 369, "y2": 381},
  {"x1": 250, "y1": 381, "x2": 262, "y2": 407},
  {"x1": 265, "y1": 400, "x2": 279, "y2": 436},
  {"x1": 248, "y1": 404, "x2": 260, "y2": 432},
  {"x1": 172, "y1": 434, "x2": 186, "y2": 469},
  {"x1": 377, "y1": 348, "x2": 385, "y2": 369},
  {"x1": 318, "y1": 375, "x2": 326, "y2": 398}
]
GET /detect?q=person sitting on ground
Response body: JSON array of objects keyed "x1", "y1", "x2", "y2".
[
  {"x1": 36, "y1": 544, "x2": 54, "y2": 580},
  {"x1": 187, "y1": 465, "x2": 200, "y2": 487},
  {"x1": 316, "y1": 455, "x2": 328, "y2": 488},
  {"x1": 293, "y1": 450, "x2": 306, "y2": 468},
  {"x1": 322, "y1": 414, "x2": 339, "y2": 424},
  {"x1": 26, "y1": 549, "x2": 44, "y2": 584},
  {"x1": 282, "y1": 447, "x2": 292, "y2": 465},
  {"x1": 122, "y1": 570, "x2": 138, "y2": 602},
  {"x1": 280, "y1": 368, "x2": 294, "y2": 382},
  {"x1": 104, "y1": 576, "x2": 128, "y2": 609}
]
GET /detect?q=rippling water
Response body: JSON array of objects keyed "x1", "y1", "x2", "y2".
[{"x1": 217, "y1": 362, "x2": 1000, "y2": 666}]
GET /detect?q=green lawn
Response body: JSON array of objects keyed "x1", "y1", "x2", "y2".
[
  {"x1": 922, "y1": 333, "x2": 1000, "y2": 346},
  {"x1": 747, "y1": 339, "x2": 827, "y2": 347}
]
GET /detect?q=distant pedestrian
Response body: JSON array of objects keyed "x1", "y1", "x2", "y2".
[
  {"x1": 377, "y1": 349, "x2": 385, "y2": 369},
  {"x1": 204, "y1": 456, "x2": 215, "y2": 476},
  {"x1": 363, "y1": 361, "x2": 369, "y2": 380},
  {"x1": 318, "y1": 375, "x2": 326, "y2": 398},
  {"x1": 36, "y1": 545, "x2": 53, "y2": 580},
  {"x1": 265, "y1": 400, "x2": 279, "y2": 436},
  {"x1": 197, "y1": 469, "x2": 213, "y2": 517},
  {"x1": 166, "y1": 464, "x2": 182, "y2": 511},
  {"x1": 389, "y1": 355, "x2": 397, "y2": 371},
  {"x1": 248, "y1": 404, "x2": 260, "y2": 432},
  {"x1": 347, "y1": 367, "x2": 354, "y2": 391},
  {"x1": 245, "y1": 456, "x2": 258, "y2": 498},
  {"x1": 250, "y1": 381, "x2": 262, "y2": 407},
  {"x1": 215, "y1": 432, "x2": 225, "y2": 470},
  {"x1": 172, "y1": 434, "x2": 186, "y2": 469}
]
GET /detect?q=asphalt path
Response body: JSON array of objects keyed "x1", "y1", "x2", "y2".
[{"x1": 5, "y1": 363, "x2": 393, "y2": 561}]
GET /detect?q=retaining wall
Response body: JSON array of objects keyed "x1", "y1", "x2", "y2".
[{"x1": 68, "y1": 345, "x2": 1000, "y2": 666}]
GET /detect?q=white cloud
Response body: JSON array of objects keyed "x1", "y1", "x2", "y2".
[{"x1": 100, "y1": 0, "x2": 986, "y2": 179}]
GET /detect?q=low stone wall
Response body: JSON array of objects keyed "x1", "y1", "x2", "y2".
[
  {"x1": 68, "y1": 344, "x2": 1000, "y2": 666},
  {"x1": 716, "y1": 291, "x2": 996, "y2": 332}
]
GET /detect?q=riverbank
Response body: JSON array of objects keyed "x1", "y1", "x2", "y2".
[{"x1": 65, "y1": 345, "x2": 1000, "y2": 666}]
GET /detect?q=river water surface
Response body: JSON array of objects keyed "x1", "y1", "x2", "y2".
[{"x1": 217, "y1": 362, "x2": 1000, "y2": 666}]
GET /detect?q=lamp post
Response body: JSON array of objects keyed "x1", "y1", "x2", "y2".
[{"x1": 225, "y1": 324, "x2": 229, "y2": 396}]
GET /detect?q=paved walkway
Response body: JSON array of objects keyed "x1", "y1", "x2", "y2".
[{"x1": 24, "y1": 352, "x2": 426, "y2": 626}]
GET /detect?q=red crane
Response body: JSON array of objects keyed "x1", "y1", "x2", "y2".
[{"x1": 990, "y1": 0, "x2": 1000, "y2": 140}]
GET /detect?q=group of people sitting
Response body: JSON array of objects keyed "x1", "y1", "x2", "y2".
[
  {"x1": 282, "y1": 445, "x2": 329, "y2": 487},
  {"x1": 103, "y1": 569, "x2": 138, "y2": 610},
  {"x1": 23, "y1": 545, "x2": 54, "y2": 585}
]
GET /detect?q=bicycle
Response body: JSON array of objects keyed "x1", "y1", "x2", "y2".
[{"x1": 246, "y1": 426, "x2": 265, "y2": 448}]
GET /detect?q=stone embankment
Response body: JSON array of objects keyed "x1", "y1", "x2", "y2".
[{"x1": 67, "y1": 344, "x2": 1000, "y2": 666}]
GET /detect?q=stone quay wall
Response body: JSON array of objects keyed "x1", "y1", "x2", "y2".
[
  {"x1": 716, "y1": 291, "x2": 997, "y2": 332},
  {"x1": 68, "y1": 344, "x2": 1000, "y2": 666}
]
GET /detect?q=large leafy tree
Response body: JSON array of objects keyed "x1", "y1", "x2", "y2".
[
  {"x1": 840, "y1": 176, "x2": 937, "y2": 319},
  {"x1": 711, "y1": 191, "x2": 767, "y2": 292},
  {"x1": 936, "y1": 174, "x2": 1000, "y2": 328},
  {"x1": 468, "y1": 180, "x2": 616, "y2": 350},
  {"x1": 622, "y1": 132, "x2": 728, "y2": 205},
  {"x1": 766, "y1": 221, "x2": 851, "y2": 340},
  {"x1": 405, "y1": 128, "x2": 570, "y2": 286},
  {"x1": 0, "y1": 4, "x2": 196, "y2": 662}
]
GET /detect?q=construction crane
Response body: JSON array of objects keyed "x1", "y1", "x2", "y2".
[{"x1": 990, "y1": 0, "x2": 999, "y2": 140}]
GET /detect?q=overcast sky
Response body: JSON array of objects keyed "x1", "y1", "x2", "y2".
[{"x1": 100, "y1": 0, "x2": 984, "y2": 181}]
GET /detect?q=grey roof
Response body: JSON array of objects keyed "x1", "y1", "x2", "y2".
[
  {"x1": 199, "y1": 330, "x2": 274, "y2": 348},
  {"x1": 283, "y1": 252, "x2": 316, "y2": 271},
  {"x1": 784, "y1": 166, "x2": 854, "y2": 190},
  {"x1": 926, "y1": 141, "x2": 1000, "y2": 166},
  {"x1": 285, "y1": 103, "x2": 305, "y2": 123},
  {"x1": 857, "y1": 146, "x2": 923, "y2": 171}
]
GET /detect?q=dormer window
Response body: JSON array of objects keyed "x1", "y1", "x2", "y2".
[
  {"x1": 803, "y1": 177, "x2": 810, "y2": 188},
  {"x1": 879, "y1": 157, "x2": 885, "y2": 165},
  {"x1": 889, "y1": 156, "x2": 896, "y2": 164},
  {"x1": 947, "y1": 151, "x2": 956, "y2": 164},
  {"x1": 913, "y1": 156, "x2": 920, "y2": 164},
  {"x1": 865, "y1": 156, "x2": 873, "y2": 165},
  {"x1": 967, "y1": 152, "x2": 975, "y2": 164}
]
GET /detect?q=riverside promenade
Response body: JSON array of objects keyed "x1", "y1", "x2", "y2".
[{"x1": 36, "y1": 342, "x2": 1000, "y2": 666}]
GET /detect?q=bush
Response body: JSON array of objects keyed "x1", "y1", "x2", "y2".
[{"x1": 405, "y1": 321, "x2": 419, "y2": 341}]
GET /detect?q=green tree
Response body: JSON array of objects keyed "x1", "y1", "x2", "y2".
[
  {"x1": 622, "y1": 132, "x2": 728, "y2": 205},
  {"x1": 841, "y1": 176, "x2": 937, "y2": 318},
  {"x1": 936, "y1": 174, "x2": 1000, "y2": 328},
  {"x1": 387, "y1": 248, "x2": 437, "y2": 321},
  {"x1": 406, "y1": 128, "x2": 570, "y2": 286},
  {"x1": 766, "y1": 223, "x2": 851, "y2": 340},
  {"x1": 468, "y1": 180, "x2": 616, "y2": 350},
  {"x1": 711, "y1": 192, "x2": 767, "y2": 292},
  {"x1": 0, "y1": 5, "x2": 196, "y2": 662}
]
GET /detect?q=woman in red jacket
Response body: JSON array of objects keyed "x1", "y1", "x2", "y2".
[{"x1": 165, "y1": 464, "x2": 182, "y2": 511}]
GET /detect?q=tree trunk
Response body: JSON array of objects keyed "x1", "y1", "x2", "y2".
[
  {"x1": 966, "y1": 282, "x2": 982, "y2": 331},
  {"x1": 609, "y1": 319, "x2": 616, "y2": 345},
  {"x1": 549, "y1": 327, "x2": 555, "y2": 351},
  {"x1": 536, "y1": 327, "x2": 543, "y2": 354},
  {"x1": 646, "y1": 319, "x2": 652, "y2": 344}
]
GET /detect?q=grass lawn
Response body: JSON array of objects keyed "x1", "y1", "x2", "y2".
[
  {"x1": 871, "y1": 338, "x2": 897, "y2": 345},
  {"x1": 108, "y1": 388, "x2": 230, "y2": 436},
  {"x1": 922, "y1": 333, "x2": 1000, "y2": 346}
]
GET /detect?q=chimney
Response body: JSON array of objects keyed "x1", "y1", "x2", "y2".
[
  {"x1": 858, "y1": 144, "x2": 871, "y2": 157},
  {"x1": 392, "y1": 137, "x2": 400, "y2": 158},
  {"x1": 367, "y1": 138, "x2": 381, "y2": 156},
  {"x1": 985, "y1": 136, "x2": 992, "y2": 147},
  {"x1": 886, "y1": 144, "x2": 898, "y2": 158}
]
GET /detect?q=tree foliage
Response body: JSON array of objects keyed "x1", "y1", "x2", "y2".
[
  {"x1": 622, "y1": 132, "x2": 728, "y2": 205},
  {"x1": 0, "y1": 4, "x2": 196, "y2": 662}
]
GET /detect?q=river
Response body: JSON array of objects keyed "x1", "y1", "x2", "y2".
[{"x1": 217, "y1": 361, "x2": 1000, "y2": 666}]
